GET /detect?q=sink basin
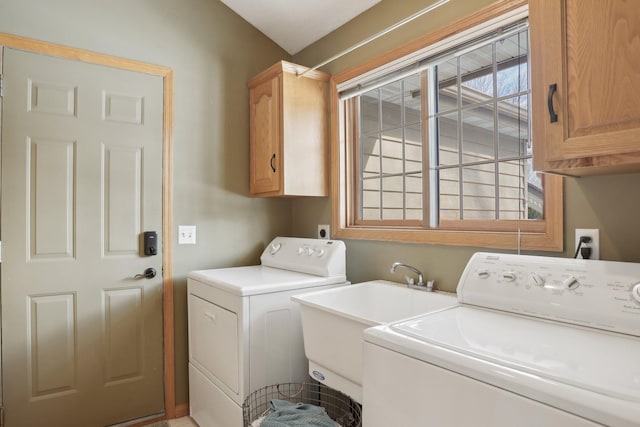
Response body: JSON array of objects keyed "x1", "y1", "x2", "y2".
[{"x1": 291, "y1": 280, "x2": 458, "y2": 403}]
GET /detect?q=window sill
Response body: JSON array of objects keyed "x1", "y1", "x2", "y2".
[{"x1": 332, "y1": 224, "x2": 563, "y2": 252}]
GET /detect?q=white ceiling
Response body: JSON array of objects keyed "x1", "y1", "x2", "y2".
[{"x1": 220, "y1": 0, "x2": 382, "y2": 55}]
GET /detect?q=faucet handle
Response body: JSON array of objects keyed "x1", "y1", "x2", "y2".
[{"x1": 405, "y1": 276, "x2": 415, "y2": 286}]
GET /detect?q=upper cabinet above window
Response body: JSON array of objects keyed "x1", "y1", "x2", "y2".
[
  {"x1": 248, "y1": 61, "x2": 330, "y2": 197},
  {"x1": 531, "y1": 0, "x2": 640, "y2": 176}
]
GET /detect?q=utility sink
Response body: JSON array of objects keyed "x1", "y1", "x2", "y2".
[{"x1": 291, "y1": 280, "x2": 458, "y2": 403}]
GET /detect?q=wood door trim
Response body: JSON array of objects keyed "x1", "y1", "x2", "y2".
[{"x1": 0, "y1": 33, "x2": 177, "y2": 419}]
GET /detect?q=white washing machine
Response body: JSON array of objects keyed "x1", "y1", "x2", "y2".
[
  {"x1": 187, "y1": 237, "x2": 347, "y2": 427},
  {"x1": 363, "y1": 253, "x2": 640, "y2": 427}
]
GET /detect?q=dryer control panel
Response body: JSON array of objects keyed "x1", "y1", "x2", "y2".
[
  {"x1": 260, "y1": 237, "x2": 346, "y2": 278},
  {"x1": 457, "y1": 253, "x2": 640, "y2": 337}
]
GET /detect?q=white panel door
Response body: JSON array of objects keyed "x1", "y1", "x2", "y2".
[{"x1": 1, "y1": 47, "x2": 164, "y2": 427}]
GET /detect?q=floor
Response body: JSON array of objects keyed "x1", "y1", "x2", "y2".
[{"x1": 167, "y1": 417, "x2": 198, "y2": 427}]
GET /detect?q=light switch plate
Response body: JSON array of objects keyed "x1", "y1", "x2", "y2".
[{"x1": 178, "y1": 225, "x2": 196, "y2": 245}]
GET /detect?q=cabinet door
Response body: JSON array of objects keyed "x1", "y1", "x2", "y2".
[
  {"x1": 532, "y1": 0, "x2": 640, "y2": 173},
  {"x1": 250, "y1": 75, "x2": 281, "y2": 195}
]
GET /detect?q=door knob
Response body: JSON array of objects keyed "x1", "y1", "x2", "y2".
[{"x1": 135, "y1": 267, "x2": 157, "y2": 279}]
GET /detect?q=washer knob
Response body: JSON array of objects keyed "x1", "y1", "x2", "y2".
[
  {"x1": 502, "y1": 272, "x2": 517, "y2": 282},
  {"x1": 631, "y1": 283, "x2": 640, "y2": 303},
  {"x1": 563, "y1": 275, "x2": 580, "y2": 290},
  {"x1": 530, "y1": 273, "x2": 546, "y2": 287},
  {"x1": 477, "y1": 269, "x2": 490, "y2": 279}
]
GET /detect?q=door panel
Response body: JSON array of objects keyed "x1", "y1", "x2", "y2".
[
  {"x1": 28, "y1": 293, "x2": 77, "y2": 399},
  {"x1": 103, "y1": 143, "x2": 143, "y2": 255},
  {"x1": 30, "y1": 137, "x2": 76, "y2": 259},
  {"x1": 103, "y1": 287, "x2": 143, "y2": 384},
  {"x1": 2, "y1": 47, "x2": 164, "y2": 427}
]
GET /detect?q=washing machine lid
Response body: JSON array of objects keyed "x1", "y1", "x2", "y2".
[
  {"x1": 365, "y1": 306, "x2": 640, "y2": 427},
  {"x1": 187, "y1": 265, "x2": 347, "y2": 296},
  {"x1": 389, "y1": 306, "x2": 640, "y2": 401}
]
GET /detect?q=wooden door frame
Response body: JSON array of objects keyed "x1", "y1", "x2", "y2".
[{"x1": 0, "y1": 33, "x2": 179, "y2": 421}]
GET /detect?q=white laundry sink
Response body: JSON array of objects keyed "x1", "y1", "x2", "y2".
[{"x1": 291, "y1": 280, "x2": 458, "y2": 403}]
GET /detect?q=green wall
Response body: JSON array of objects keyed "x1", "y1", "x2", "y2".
[
  {"x1": 0, "y1": 0, "x2": 291, "y2": 408},
  {"x1": 291, "y1": 0, "x2": 640, "y2": 288}
]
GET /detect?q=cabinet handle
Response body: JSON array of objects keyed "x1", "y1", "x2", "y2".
[
  {"x1": 547, "y1": 83, "x2": 558, "y2": 123},
  {"x1": 270, "y1": 153, "x2": 276, "y2": 173}
]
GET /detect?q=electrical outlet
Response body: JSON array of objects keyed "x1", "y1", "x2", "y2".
[
  {"x1": 178, "y1": 225, "x2": 197, "y2": 245},
  {"x1": 575, "y1": 228, "x2": 599, "y2": 260},
  {"x1": 318, "y1": 224, "x2": 330, "y2": 239}
]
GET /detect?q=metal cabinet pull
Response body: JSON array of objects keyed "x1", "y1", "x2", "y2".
[
  {"x1": 548, "y1": 83, "x2": 558, "y2": 123},
  {"x1": 270, "y1": 153, "x2": 276, "y2": 172}
]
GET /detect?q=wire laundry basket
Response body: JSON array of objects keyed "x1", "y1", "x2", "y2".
[{"x1": 243, "y1": 382, "x2": 361, "y2": 427}]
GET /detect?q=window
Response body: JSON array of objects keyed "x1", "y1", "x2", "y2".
[{"x1": 332, "y1": 5, "x2": 563, "y2": 251}]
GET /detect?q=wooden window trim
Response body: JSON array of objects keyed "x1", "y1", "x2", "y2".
[{"x1": 330, "y1": 0, "x2": 564, "y2": 252}]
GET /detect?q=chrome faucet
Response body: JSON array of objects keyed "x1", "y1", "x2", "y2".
[{"x1": 390, "y1": 262, "x2": 434, "y2": 291}]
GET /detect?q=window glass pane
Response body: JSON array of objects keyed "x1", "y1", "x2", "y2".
[
  {"x1": 496, "y1": 30, "x2": 529, "y2": 97},
  {"x1": 498, "y1": 159, "x2": 525, "y2": 220},
  {"x1": 463, "y1": 164, "x2": 496, "y2": 220},
  {"x1": 382, "y1": 176, "x2": 404, "y2": 220},
  {"x1": 460, "y1": 43, "x2": 494, "y2": 104},
  {"x1": 462, "y1": 103, "x2": 495, "y2": 163},
  {"x1": 360, "y1": 90, "x2": 380, "y2": 135},
  {"x1": 498, "y1": 95, "x2": 528, "y2": 159},
  {"x1": 405, "y1": 124, "x2": 422, "y2": 173},
  {"x1": 436, "y1": 58, "x2": 458, "y2": 114},
  {"x1": 404, "y1": 74, "x2": 422, "y2": 124},
  {"x1": 380, "y1": 80, "x2": 402, "y2": 130},
  {"x1": 439, "y1": 168, "x2": 460, "y2": 220},
  {"x1": 406, "y1": 172, "x2": 423, "y2": 220},
  {"x1": 380, "y1": 128, "x2": 403, "y2": 174},
  {"x1": 527, "y1": 160, "x2": 544, "y2": 220},
  {"x1": 361, "y1": 136, "x2": 381, "y2": 176},
  {"x1": 438, "y1": 112, "x2": 458, "y2": 166},
  {"x1": 362, "y1": 176, "x2": 380, "y2": 220},
  {"x1": 362, "y1": 207, "x2": 380, "y2": 221}
]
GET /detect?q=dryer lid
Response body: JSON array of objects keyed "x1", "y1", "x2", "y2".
[{"x1": 388, "y1": 306, "x2": 640, "y2": 403}]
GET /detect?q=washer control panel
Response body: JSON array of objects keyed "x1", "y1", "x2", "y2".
[{"x1": 458, "y1": 253, "x2": 640, "y2": 336}]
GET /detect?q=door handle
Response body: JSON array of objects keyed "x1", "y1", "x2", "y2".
[{"x1": 135, "y1": 267, "x2": 157, "y2": 279}]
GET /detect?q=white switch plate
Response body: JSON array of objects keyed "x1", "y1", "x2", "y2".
[
  {"x1": 575, "y1": 228, "x2": 599, "y2": 260},
  {"x1": 178, "y1": 225, "x2": 196, "y2": 245}
]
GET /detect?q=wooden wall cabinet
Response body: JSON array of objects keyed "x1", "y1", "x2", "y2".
[
  {"x1": 531, "y1": 0, "x2": 640, "y2": 176},
  {"x1": 248, "y1": 61, "x2": 330, "y2": 196}
]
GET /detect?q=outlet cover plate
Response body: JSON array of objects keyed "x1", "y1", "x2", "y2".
[
  {"x1": 575, "y1": 228, "x2": 599, "y2": 260},
  {"x1": 318, "y1": 224, "x2": 330, "y2": 239}
]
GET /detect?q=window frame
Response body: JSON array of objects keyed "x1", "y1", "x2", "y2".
[{"x1": 330, "y1": 0, "x2": 563, "y2": 251}]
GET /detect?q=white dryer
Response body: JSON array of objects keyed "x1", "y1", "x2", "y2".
[
  {"x1": 187, "y1": 237, "x2": 347, "y2": 427},
  {"x1": 363, "y1": 253, "x2": 640, "y2": 427}
]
